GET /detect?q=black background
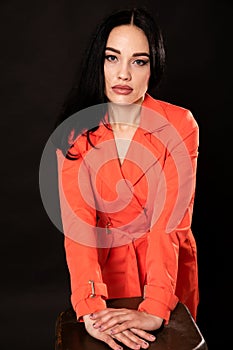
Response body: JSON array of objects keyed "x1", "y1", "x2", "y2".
[{"x1": 0, "y1": 0, "x2": 230, "y2": 349}]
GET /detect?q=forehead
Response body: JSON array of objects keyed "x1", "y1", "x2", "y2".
[{"x1": 106, "y1": 25, "x2": 149, "y2": 51}]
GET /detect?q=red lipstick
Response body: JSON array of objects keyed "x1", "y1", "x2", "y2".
[{"x1": 112, "y1": 85, "x2": 133, "y2": 95}]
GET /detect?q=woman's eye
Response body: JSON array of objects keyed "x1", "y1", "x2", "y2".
[
  {"x1": 105, "y1": 55, "x2": 117, "y2": 62},
  {"x1": 134, "y1": 59, "x2": 149, "y2": 66}
]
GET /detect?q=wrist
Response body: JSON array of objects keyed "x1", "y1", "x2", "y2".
[{"x1": 83, "y1": 314, "x2": 91, "y2": 322}]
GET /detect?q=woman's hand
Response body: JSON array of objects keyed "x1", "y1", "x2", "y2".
[
  {"x1": 83, "y1": 310, "x2": 156, "y2": 350},
  {"x1": 89, "y1": 308, "x2": 163, "y2": 335}
]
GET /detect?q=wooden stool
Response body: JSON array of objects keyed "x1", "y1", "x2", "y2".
[{"x1": 55, "y1": 297, "x2": 208, "y2": 349}]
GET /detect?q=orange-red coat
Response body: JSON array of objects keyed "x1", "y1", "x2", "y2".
[{"x1": 56, "y1": 94, "x2": 199, "y2": 323}]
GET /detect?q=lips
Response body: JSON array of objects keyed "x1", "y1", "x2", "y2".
[{"x1": 112, "y1": 85, "x2": 133, "y2": 95}]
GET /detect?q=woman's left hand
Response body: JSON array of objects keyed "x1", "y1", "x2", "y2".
[{"x1": 90, "y1": 308, "x2": 163, "y2": 335}]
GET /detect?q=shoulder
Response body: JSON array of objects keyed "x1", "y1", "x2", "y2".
[{"x1": 143, "y1": 94, "x2": 198, "y2": 131}]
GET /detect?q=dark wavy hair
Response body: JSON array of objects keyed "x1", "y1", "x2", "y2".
[{"x1": 54, "y1": 7, "x2": 166, "y2": 155}]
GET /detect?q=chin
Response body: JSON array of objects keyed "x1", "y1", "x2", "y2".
[{"x1": 107, "y1": 94, "x2": 143, "y2": 105}]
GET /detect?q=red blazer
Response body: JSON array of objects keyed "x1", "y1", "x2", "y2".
[{"x1": 56, "y1": 94, "x2": 199, "y2": 323}]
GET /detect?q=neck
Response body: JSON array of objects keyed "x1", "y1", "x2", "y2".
[{"x1": 107, "y1": 102, "x2": 142, "y2": 128}]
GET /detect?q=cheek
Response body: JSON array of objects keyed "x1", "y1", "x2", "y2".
[
  {"x1": 104, "y1": 68, "x2": 108, "y2": 93},
  {"x1": 104, "y1": 65, "x2": 113, "y2": 84},
  {"x1": 138, "y1": 70, "x2": 150, "y2": 90},
  {"x1": 104, "y1": 66, "x2": 107, "y2": 83},
  {"x1": 145, "y1": 69, "x2": 151, "y2": 84},
  {"x1": 104, "y1": 67, "x2": 113, "y2": 96}
]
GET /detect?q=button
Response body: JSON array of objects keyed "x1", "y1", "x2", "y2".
[
  {"x1": 105, "y1": 221, "x2": 111, "y2": 234},
  {"x1": 88, "y1": 280, "x2": 96, "y2": 298}
]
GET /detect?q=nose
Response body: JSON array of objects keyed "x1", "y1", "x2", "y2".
[{"x1": 118, "y1": 62, "x2": 131, "y2": 81}]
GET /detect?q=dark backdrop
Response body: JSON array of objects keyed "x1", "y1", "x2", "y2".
[{"x1": 0, "y1": 0, "x2": 229, "y2": 349}]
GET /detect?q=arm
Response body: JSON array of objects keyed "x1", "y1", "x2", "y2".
[
  {"x1": 56, "y1": 145, "x2": 108, "y2": 320},
  {"x1": 138, "y1": 109, "x2": 199, "y2": 322}
]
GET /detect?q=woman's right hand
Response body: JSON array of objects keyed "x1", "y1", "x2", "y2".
[{"x1": 83, "y1": 313, "x2": 155, "y2": 350}]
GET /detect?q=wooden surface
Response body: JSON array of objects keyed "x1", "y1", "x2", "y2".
[{"x1": 55, "y1": 297, "x2": 208, "y2": 350}]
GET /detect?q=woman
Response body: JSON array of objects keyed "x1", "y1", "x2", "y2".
[{"x1": 56, "y1": 7, "x2": 199, "y2": 350}]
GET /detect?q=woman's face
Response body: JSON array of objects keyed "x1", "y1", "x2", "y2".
[{"x1": 104, "y1": 25, "x2": 150, "y2": 105}]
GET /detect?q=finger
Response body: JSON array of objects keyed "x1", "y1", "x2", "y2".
[
  {"x1": 98, "y1": 313, "x2": 132, "y2": 332},
  {"x1": 90, "y1": 308, "x2": 128, "y2": 322},
  {"x1": 113, "y1": 331, "x2": 141, "y2": 350},
  {"x1": 85, "y1": 325, "x2": 123, "y2": 350},
  {"x1": 93, "y1": 310, "x2": 129, "y2": 330},
  {"x1": 130, "y1": 328, "x2": 156, "y2": 342},
  {"x1": 89, "y1": 308, "x2": 116, "y2": 319},
  {"x1": 97, "y1": 333, "x2": 123, "y2": 350},
  {"x1": 122, "y1": 330, "x2": 150, "y2": 349},
  {"x1": 110, "y1": 320, "x2": 139, "y2": 335}
]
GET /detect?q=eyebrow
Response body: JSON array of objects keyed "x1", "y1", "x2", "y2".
[{"x1": 105, "y1": 47, "x2": 150, "y2": 58}]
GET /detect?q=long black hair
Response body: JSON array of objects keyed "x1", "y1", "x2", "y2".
[{"x1": 54, "y1": 7, "x2": 166, "y2": 155}]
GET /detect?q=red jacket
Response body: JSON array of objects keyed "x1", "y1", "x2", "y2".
[{"x1": 56, "y1": 94, "x2": 199, "y2": 323}]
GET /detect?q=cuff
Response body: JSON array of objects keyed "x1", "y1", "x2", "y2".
[
  {"x1": 76, "y1": 296, "x2": 107, "y2": 321},
  {"x1": 138, "y1": 285, "x2": 179, "y2": 323},
  {"x1": 71, "y1": 281, "x2": 108, "y2": 320}
]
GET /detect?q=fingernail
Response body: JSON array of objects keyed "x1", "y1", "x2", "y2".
[
  {"x1": 144, "y1": 341, "x2": 149, "y2": 346},
  {"x1": 150, "y1": 334, "x2": 156, "y2": 340}
]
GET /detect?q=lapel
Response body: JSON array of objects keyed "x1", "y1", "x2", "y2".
[
  {"x1": 82, "y1": 125, "x2": 134, "y2": 204},
  {"x1": 82, "y1": 94, "x2": 169, "y2": 191}
]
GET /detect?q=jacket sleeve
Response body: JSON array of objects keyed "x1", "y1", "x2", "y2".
[
  {"x1": 56, "y1": 145, "x2": 108, "y2": 320},
  {"x1": 138, "y1": 109, "x2": 199, "y2": 323}
]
